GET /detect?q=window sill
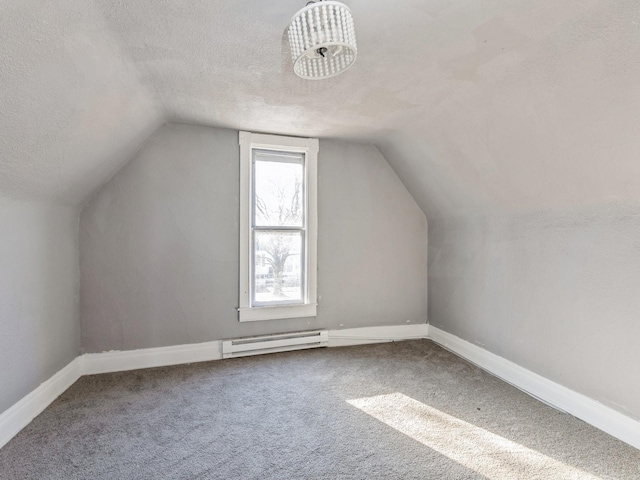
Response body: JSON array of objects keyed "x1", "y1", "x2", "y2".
[{"x1": 238, "y1": 303, "x2": 317, "y2": 322}]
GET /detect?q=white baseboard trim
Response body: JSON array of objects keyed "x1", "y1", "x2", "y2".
[
  {"x1": 80, "y1": 325, "x2": 429, "y2": 376},
  {"x1": 5, "y1": 324, "x2": 637, "y2": 453},
  {"x1": 428, "y1": 326, "x2": 640, "y2": 451},
  {"x1": 328, "y1": 324, "x2": 429, "y2": 347},
  {"x1": 2, "y1": 325, "x2": 424, "y2": 449},
  {"x1": 80, "y1": 325, "x2": 430, "y2": 375},
  {"x1": 81, "y1": 340, "x2": 223, "y2": 375},
  {"x1": 0, "y1": 358, "x2": 81, "y2": 450}
]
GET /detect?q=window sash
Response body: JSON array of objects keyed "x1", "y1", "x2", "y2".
[
  {"x1": 250, "y1": 149, "x2": 307, "y2": 307},
  {"x1": 252, "y1": 149, "x2": 306, "y2": 229},
  {"x1": 251, "y1": 228, "x2": 306, "y2": 307}
]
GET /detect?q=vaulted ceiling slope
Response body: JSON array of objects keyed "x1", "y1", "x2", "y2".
[
  {"x1": 2, "y1": 1, "x2": 640, "y2": 215},
  {"x1": 0, "y1": 1, "x2": 162, "y2": 205}
]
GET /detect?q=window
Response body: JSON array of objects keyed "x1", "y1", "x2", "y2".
[{"x1": 238, "y1": 132, "x2": 318, "y2": 321}]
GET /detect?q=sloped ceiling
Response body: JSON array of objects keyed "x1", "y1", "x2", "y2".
[
  {"x1": 2, "y1": 0, "x2": 640, "y2": 215},
  {"x1": 0, "y1": 0, "x2": 162, "y2": 206}
]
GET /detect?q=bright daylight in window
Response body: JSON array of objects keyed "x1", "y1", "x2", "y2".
[
  {"x1": 253, "y1": 150, "x2": 304, "y2": 305},
  {"x1": 238, "y1": 132, "x2": 318, "y2": 322}
]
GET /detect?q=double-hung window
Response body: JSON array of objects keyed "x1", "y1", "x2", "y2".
[{"x1": 238, "y1": 132, "x2": 318, "y2": 321}]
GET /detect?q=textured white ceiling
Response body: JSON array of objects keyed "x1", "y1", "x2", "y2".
[
  {"x1": 2, "y1": 0, "x2": 640, "y2": 214},
  {"x1": 0, "y1": 0, "x2": 162, "y2": 205}
]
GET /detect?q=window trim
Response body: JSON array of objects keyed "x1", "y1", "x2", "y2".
[{"x1": 238, "y1": 131, "x2": 318, "y2": 322}]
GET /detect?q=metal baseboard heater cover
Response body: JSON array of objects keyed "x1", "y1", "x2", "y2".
[{"x1": 222, "y1": 330, "x2": 328, "y2": 359}]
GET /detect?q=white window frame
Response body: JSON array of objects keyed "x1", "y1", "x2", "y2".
[{"x1": 238, "y1": 131, "x2": 318, "y2": 322}]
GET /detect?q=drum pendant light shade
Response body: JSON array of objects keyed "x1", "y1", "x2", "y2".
[{"x1": 288, "y1": 1, "x2": 357, "y2": 80}]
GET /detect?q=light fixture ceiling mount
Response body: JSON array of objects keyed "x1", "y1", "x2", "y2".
[{"x1": 288, "y1": 0, "x2": 357, "y2": 80}]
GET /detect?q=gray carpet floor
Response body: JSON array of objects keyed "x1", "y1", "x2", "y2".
[{"x1": 0, "y1": 340, "x2": 638, "y2": 479}]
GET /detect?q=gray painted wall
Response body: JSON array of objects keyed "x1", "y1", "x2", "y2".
[
  {"x1": 428, "y1": 205, "x2": 640, "y2": 421},
  {"x1": 0, "y1": 197, "x2": 79, "y2": 413},
  {"x1": 80, "y1": 123, "x2": 427, "y2": 353}
]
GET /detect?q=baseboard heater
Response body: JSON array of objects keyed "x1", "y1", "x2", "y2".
[{"x1": 222, "y1": 330, "x2": 328, "y2": 359}]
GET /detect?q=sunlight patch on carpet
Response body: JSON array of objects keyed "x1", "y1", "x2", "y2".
[{"x1": 347, "y1": 393, "x2": 600, "y2": 480}]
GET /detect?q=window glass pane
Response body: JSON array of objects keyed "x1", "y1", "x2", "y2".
[
  {"x1": 254, "y1": 231, "x2": 303, "y2": 305},
  {"x1": 254, "y1": 151, "x2": 303, "y2": 227}
]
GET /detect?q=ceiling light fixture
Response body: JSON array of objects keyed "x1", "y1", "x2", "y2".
[{"x1": 288, "y1": 1, "x2": 357, "y2": 80}]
